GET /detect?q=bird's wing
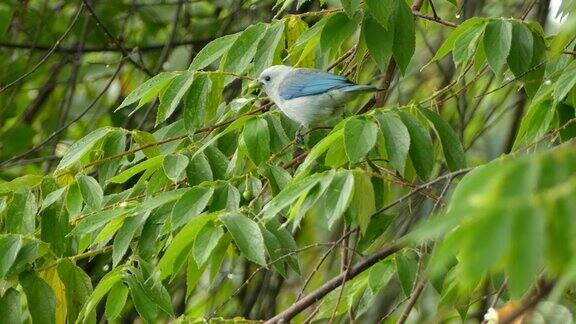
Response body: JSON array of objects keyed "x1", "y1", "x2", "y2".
[{"x1": 278, "y1": 69, "x2": 354, "y2": 100}]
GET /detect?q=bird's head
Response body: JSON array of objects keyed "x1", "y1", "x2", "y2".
[{"x1": 258, "y1": 65, "x2": 293, "y2": 95}]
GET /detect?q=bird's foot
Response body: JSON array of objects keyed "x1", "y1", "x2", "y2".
[{"x1": 295, "y1": 129, "x2": 305, "y2": 146}]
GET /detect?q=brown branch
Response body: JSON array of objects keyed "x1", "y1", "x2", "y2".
[
  {"x1": 500, "y1": 281, "x2": 553, "y2": 324},
  {"x1": 264, "y1": 243, "x2": 402, "y2": 323},
  {"x1": 0, "y1": 38, "x2": 211, "y2": 53},
  {"x1": 0, "y1": 61, "x2": 125, "y2": 168},
  {"x1": 0, "y1": 4, "x2": 84, "y2": 94},
  {"x1": 82, "y1": 0, "x2": 153, "y2": 76}
]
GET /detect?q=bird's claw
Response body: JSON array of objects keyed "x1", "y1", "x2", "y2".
[{"x1": 296, "y1": 132, "x2": 305, "y2": 145}]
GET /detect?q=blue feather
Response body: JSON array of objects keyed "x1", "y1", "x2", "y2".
[{"x1": 278, "y1": 69, "x2": 356, "y2": 100}]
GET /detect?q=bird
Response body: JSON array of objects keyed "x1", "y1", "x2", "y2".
[{"x1": 258, "y1": 65, "x2": 377, "y2": 142}]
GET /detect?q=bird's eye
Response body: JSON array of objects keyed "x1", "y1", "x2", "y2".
[{"x1": 264, "y1": 75, "x2": 271, "y2": 82}]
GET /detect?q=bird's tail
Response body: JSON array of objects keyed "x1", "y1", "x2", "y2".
[{"x1": 342, "y1": 84, "x2": 378, "y2": 93}]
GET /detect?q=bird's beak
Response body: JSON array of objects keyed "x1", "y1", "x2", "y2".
[{"x1": 248, "y1": 81, "x2": 262, "y2": 93}]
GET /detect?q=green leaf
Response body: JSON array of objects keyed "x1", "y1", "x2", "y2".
[
  {"x1": 193, "y1": 221, "x2": 224, "y2": 266},
  {"x1": 427, "y1": 17, "x2": 485, "y2": 65},
  {"x1": 418, "y1": 107, "x2": 466, "y2": 171},
  {"x1": 0, "y1": 5, "x2": 12, "y2": 37},
  {"x1": 5, "y1": 189, "x2": 36, "y2": 235},
  {"x1": 184, "y1": 72, "x2": 212, "y2": 132},
  {"x1": 508, "y1": 205, "x2": 544, "y2": 298},
  {"x1": 76, "y1": 174, "x2": 104, "y2": 210},
  {"x1": 0, "y1": 175, "x2": 43, "y2": 195},
  {"x1": 507, "y1": 22, "x2": 534, "y2": 76},
  {"x1": 77, "y1": 268, "x2": 123, "y2": 322},
  {"x1": 352, "y1": 171, "x2": 376, "y2": 233},
  {"x1": 296, "y1": 128, "x2": 344, "y2": 177},
  {"x1": 362, "y1": 15, "x2": 393, "y2": 72},
  {"x1": 116, "y1": 72, "x2": 179, "y2": 111},
  {"x1": 105, "y1": 282, "x2": 129, "y2": 320},
  {"x1": 156, "y1": 71, "x2": 194, "y2": 125},
  {"x1": 554, "y1": 61, "x2": 576, "y2": 102},
  {"x1": 320, "y1": 12, "x2": 360, "y2": 55},
  {"x1": 254, "y1": 20, "x2": 285, "y2": 76},
  {"x1": 171, "y1": 186, "x2": 214, "y2": 229},
  {"x1": 57, "y1": 259, "x2": 95, "y2": 324},
  {"x1": 186, "y1": 152, "x2": 213, "y2": 186},
  {"x1": 189, "y1": 33, "x2": 240, "y2": 70},
  {"x1": 0, "y1": 235, "x2": 22, "y2": 278},
  {"x1": 163, "y1": 153, "x2": 189, "y2": 182},
  {"x1": 369, "y1": 259, "x2": 394, "y2": 293},
  {"x1": 323, "y1": 171, "x2": 355, "y2": 229},
  {"x1": 41, "y1": 188, "x2": 65, "y2": 212},
  {"x1": 55, "y1": 127, "x2": 114, "y2": 173},
  {"x1": 344, "y1": 118, "x2": 379, "y2": 163},
  {"x1": 113, "y1": 215, "x2": 147, "y2": 267},
  {"x1": 452, "y1": 22, "x2": 486, "y2": 66},
  {"x1": 341, "y1": 0, "x2": 360, "y2": 18},
  {"x1": 132, "y1": 130, "x2": 161, "y2": 158},
  {"x1": 20, "y1": 271, "x2": 56, "y2": 324},
  {"x1": 374, "y1": 112, "x2": 410, "y2": 174},
  {"x1": 398, "y1": 112, "x2": 434, "y2": 180},
  {"x1": 365, "y1": 0, "x2": 394, "y2": 28},
  {"x1": 70, "y1": 207, "x2": 132, "y2": 236},
  {"x1": 396, "y1": 252, "x2": 418, "y2": 296},
  {"x1": 221, "y1": 23, "x2": 267, "y2": 78},
  {"x1": 483, "y1": 19, "x2": 513, "y2": 73},
  {"x1": 108, "y1": 155, "x2": 164, "y2": 184},
  {"x1": 220, "y1": 213, "x2": 267, "y2": 266},
  {"x1": 158, "y1": 213, "x2": 216, "y2": 280},
  {"x1": 260, "y1": 172, "x2": 326, "y2": 220},
  {"x1": 0, "y1": 288, "x2": 21, "y2": 324},
  {"x1": 125, "y1": 274, "x2": 158, "y2": 323},
  {"x1": 243, "y1": 117, "x2": 271, "y2": 165},
  {"x1": 392, "y1": 0, "x2": 415, "y2": 74}
]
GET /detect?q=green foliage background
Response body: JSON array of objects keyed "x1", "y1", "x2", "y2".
[{"x1": 1, "y1": 0, "x2": 576, "y2": 322}]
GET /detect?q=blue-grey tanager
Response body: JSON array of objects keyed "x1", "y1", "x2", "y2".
[{"x1": 258, "y1": 65, "x2": 377, "y2": 131}]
